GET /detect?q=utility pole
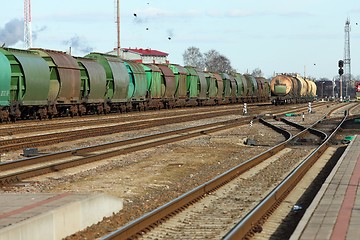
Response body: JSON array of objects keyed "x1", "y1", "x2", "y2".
[
  {"x1": 344, "y1": 18, "x2": 351, "y2": 99},
  {"x1": 116, "y1": 0, "x2": 120, "y2": 56},
  {"x1": 24, "y1": 0, "x2": 32, "y2": 49}
]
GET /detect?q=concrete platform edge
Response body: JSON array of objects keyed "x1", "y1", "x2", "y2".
[
  {"x1": 0, "y1": 193, "x2": 123, "y2": 240},
  {"x1": 290, "y1": 137, "x2": 356, "y2": 240}
]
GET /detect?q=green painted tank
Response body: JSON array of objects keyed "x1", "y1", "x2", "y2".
[
  {"x1": 85, "y1": 53, "x2": 130, "y2": 103},
  {"x1": 220, "y1": 73, "x2": 232, "y2": 99},
  {"x1": 0, "y1": 50, "x2": 10, "y2": 107},
  {"x1": 244, "y1": 74, "x2": 258, "y2": 98},
  {"x1": 0, "y1": 47, "x2": 51, "y2": 120},
  {"x1": 241, "y1": 74, "x2": 252, "y2": 97},
  {"x1": 204, "y1": 72, "x2": 218, "y2": 98},
  {"x1": 233, "y1": 73, "x2": 245, "y2": 98},
  {"x1": 0, "y1": 48, "x2": 50, "y2": 106},
  {"x1": 77, "y1": 57, "x2": 107, "y2": 104},
  {"x1": 142, "y1": 64, "x2": 162, "y2": 99},
  {"x1": 124, "y1": 61, "x2": 147, "y2": 101},
  {"x1": 185, "y1": 66, "x2": 207, "y2": 99}
]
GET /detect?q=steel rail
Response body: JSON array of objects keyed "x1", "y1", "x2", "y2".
[
  {"x1": 222, "y1": 113, "x2": 350, "y2": 239},
  {"x1": 100, "y1": 116, "x2": 325, "y2": 240},
  {"x1": 0, "y1": 105, "x2": 248, "y2": 136},
  {"x1": 0, "y1": 103, "x2": 327, "y2": 153},
  {"x1": 280, "y1": 118, "x2": 307, "y2": 131},
  {"x1": 0, "y1": 118, "x2": 251, "y2": 170},
  {"x1": 258, "y1": 118, "x2": 292, "y2": 139},
  {"x1": 0, "y1": 104, "x2": 330, "y2": 184},
  {"x1": 0, "y1": 117, "x2": 261, "y2": 184}
]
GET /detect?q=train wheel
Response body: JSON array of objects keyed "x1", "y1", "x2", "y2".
[
  {"x1": 79, "y1": 105, "x2": 86, "y2": 116},
  {"x1": 0, "y1": 110, "x2": 9, "y2": 123},
  {"x1": 139, "y1": 102, "x2": 145, "y2": 111},
  {"x1": 37, "y1": 108, "x2": 47, "y2": 120},
  {"x1": 97, "y1": 105, "x2": 104, "y2": 115},
  {"x1": 144, "y1": 102, "x2": 149, "y2": 111}
]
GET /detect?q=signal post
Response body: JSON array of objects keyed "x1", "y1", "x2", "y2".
[{"x1": 338, "y1": 60, "x2": 344, "y2": 101}]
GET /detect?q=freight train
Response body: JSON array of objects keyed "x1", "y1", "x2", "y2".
[
  {"x1": 270, "y1": 73, "x2": 317, "y2": 105},
  {"x1": 356, "y1": 81, "x2": 360, "y2": 100},
  {"x1": 0, "y1": 47, "x2": 271, "y2": 122}
]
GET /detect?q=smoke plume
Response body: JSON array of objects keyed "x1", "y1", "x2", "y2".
[
  {"x1": 0, "y1": 19, "x2": 23, "y2": 46},
  {"x1": 62, "y1": 35, "x2": 94, "y2": 54}
]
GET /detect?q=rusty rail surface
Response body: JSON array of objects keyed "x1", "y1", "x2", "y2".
[
  {"x1": 0, "y1": 103, "x2": 330, "y2": 184},
  {"x1": 222, "y1": 114, "x2": 353, "y2": 239},
  {"x1": 0, "y1": 103, "x2": 328, "y2": 153},
  {"x1": 0, "y1": 117, "x2": 260, "y2": 184},
  {"x1": 0, "y1": 102, "x2": 327, "y2": 136},
  {"x1": 0, "y1": 105, "x2": 249, "y2": 136},
  {"x1": 100, "y1": 115, "x2": 328, "y2": 240},
  {"x1": 0, "y1": 110, "x2": 252, "y2": 152}
]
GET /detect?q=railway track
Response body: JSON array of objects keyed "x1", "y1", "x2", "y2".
[
  {"x1": 223, "y1": 114, "x2": 355, "y2": 240},
  {"x1": 0, "y1": 103, "x2": 328, "y2": 153},
  {"x1": 0, "y1": 103, "x2": 274, "y2": 136},
  {"x1": 0, "y1": 101, "x2": 356, "y2": 240},
  {"x1": 0, "y1": 117, "x2": 258, "y2": 184},
  {"x1": 98, "y1": 112, "x2": 342, "y2": 239},
  {"x1": 95, "y1": 102, "x2": 360, "y2": 239},
  {"x1": 0, "y1": 102, "x2": 328, "y2": 136},
  {"x1": 223, "y1": 104, "x2": 360, "y2": 239},
  {"x1": 0, "y1": 103, "x2": 333, "y2": 185},
  {"x1": 262, "y1": 117, "x2": 306, "y2": 138},
  {"x1": 0, "y1": 109, "x2": 252, "y2": 152}
]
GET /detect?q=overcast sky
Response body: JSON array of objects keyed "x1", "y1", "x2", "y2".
[{"x1": 0, "y1": 0, "x2": 359, "y2": 79}]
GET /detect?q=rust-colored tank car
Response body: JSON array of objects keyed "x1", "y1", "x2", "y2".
[
  {"x1": 270, "y1": 74, "x2": 317, "y2": 104},
  {"x1": 0, "y1": 44, "x2": 278, "y2": 122},
  {"x1": 255, "y1": 77, "x2": 270, "y2": 102}
]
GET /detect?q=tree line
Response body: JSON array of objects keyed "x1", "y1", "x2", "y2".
[{"x1": 182, "y1": 46, "x2": 263, "y2": 77}]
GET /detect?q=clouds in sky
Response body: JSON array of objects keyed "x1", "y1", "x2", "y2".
[
  {"x1": 0, "y1": 0, "x2": 359, "y2": 79},
  {"x1": 0, "y1": 19, "x2": 23, "y2": 46}
]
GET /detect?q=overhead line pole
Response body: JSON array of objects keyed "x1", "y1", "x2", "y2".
[
  {"x1": 24, "y1": 0, "x2": 32, "y2": 49},
  {"x1": 344, "y1": 18, "x2": 351, "y2": 99},
  {"x1": 116, "y1": 0, "x2": 120, "y2": 56}
]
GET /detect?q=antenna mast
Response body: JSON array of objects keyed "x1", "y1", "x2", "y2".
[
  {"x1": 116, "y1": 0, "x2": 120, "y2": 56},
  {"x1": 24, "y1": 0, "x2": 32, "y2": 49},
  {"x1": 344, "y1": 18, "x2": 351, "y2": 98}
]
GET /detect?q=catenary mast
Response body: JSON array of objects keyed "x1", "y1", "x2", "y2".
[
  {"x1": 116, "y1": 0, "x2": 120, "y2": 56},
  {"x1": 344, "y1": 18, "x2": 351, "y2": 98},
  {"x1": 24, "y1": 0, "x2": 32, "y2": 49}
]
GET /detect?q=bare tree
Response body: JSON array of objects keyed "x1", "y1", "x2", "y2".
[
  {"x1": 251, "y1": 68, "x2": 264, "y2": 77},
  {"x1": 204, "y1": 49, "x2": 234, "y2": 73},
  {"x1": 204, "y1": 49, "x2": 219, "y2": 70},
  {"x1": 183, "y1": 46, "x2": 204, "y2": 69}
]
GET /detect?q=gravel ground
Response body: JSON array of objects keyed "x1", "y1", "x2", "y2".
[{"x1": 0, "y1": 102, "x2": 355, "y2": 239}]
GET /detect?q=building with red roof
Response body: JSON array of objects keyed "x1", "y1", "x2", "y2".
[{"x1": 108, "y1": 48, "x2": 169, "y2": 64}]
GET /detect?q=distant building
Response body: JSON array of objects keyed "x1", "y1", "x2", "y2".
[{"x1": 107, "y1": 48, "x2": 169, "y2": 64}]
